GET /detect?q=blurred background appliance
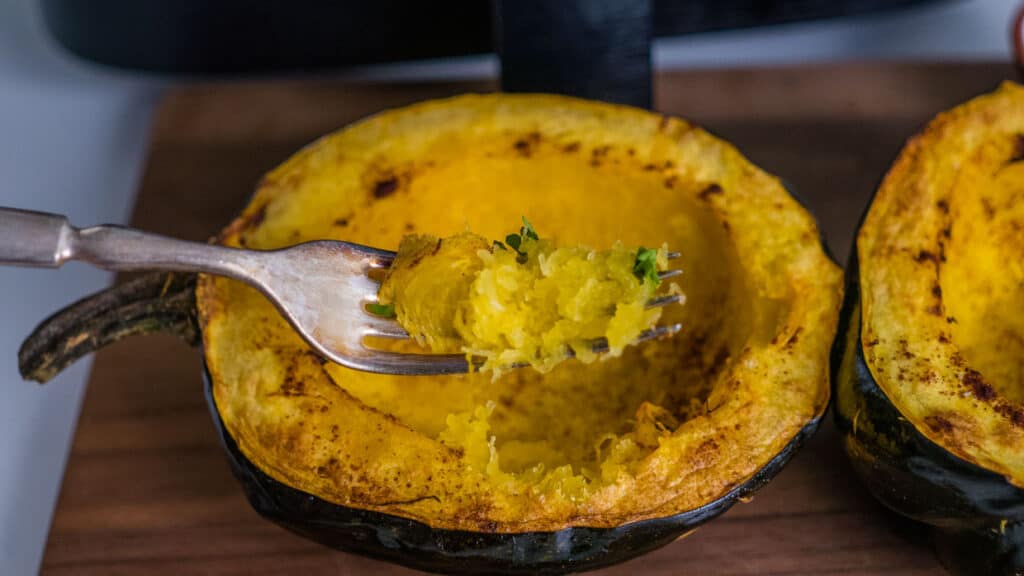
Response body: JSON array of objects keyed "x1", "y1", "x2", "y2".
[{"x1": 42, "y1": 0, "x2": 941, "y2": 107}]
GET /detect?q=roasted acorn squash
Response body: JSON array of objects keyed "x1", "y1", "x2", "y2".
[
  {"x1": 195, "y1": 94, "x2": 842, "y2": 572},
  {"x1": 21, "y1": 94, "x2": 842, "y2": 574},
  {"x1": 834, "y1": 82, "x2": 1024, "y2": 575}
]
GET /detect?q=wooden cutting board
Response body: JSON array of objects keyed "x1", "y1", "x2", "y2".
[{"x1": 41, "y1": 63, "x2": 1015, "y2": 575}]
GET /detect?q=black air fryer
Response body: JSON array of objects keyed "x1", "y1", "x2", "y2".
[{"x1": 41, "y1": 0, "x2": 942, "y2": 108}]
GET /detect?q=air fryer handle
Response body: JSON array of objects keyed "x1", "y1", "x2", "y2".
[{"x1": 496, "y1": 0, "x2": 653, "y2": 109}]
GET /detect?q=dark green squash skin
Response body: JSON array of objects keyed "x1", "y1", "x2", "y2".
[
  {"x1": 832, "y1": 255, "x2": 1024, "y2": 576},
  {"x1": 203, "y1": 367, "x2": 821, "y2": 575}
]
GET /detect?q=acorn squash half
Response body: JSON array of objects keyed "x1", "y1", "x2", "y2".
[
  {"x1": 21, "y1": 94, "x2": 842, "y2": 574},
  {"x1": 833, "y1": 82, "x2": 1024, "y2": 575}
]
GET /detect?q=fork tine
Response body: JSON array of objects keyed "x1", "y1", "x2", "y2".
[
  {"x1": 658, "y1": 269, "x2": 682, "y2": 280},
  {"x1": 367, "y1": 256, "x2": 394, "y2": 269},
  {"x1": 352, "y1": 323, "x2": 683, "y2": 374},
  {"x1": 338, "y1": 241, "x2": 396, "y2": 268},
  {"x1": 339, "y1": 351, "x2": 472, "y2": 376},
  {"x1": 371, "y1": 248, "x2": 670, "y2": 269},
  {"x1": 644, "y1": 294, "x2": 682, "y2": 309},
  {"x1": 362, "y1": 316, "x2": 411, "y2": 340},
  {"x1": 586, "y1": 323, "x2": 682, "y2": 354},
  {"x1": 636, "y1": 323, "x2": 682, "y2": 341}
]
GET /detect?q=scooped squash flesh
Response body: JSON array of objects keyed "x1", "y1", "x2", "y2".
[
  {"x1": 377, "y1": 226, "x2": 677, "y2": 374},
  {"x1": 855, "y1": 82, "x2": 1024, "y2": 485},
  {"x1": 196, "y1": 94, "x2": 842, "y2": 532}
]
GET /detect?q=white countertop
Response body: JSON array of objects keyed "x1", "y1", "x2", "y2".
[{"x1": 0, "y1": 0, "x2": 1015, "y2": 573}]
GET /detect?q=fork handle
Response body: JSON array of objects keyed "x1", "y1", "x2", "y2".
[
  {"x1": 0, "y1": 207, "x2": 255, "y2": 277},
  {"x1": 0, "y1": 208, "x2": 76, "y2": 267}
]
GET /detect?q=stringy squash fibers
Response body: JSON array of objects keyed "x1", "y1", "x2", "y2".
[{"x1": 377, "y1": 227, "x2": 678, "y2": 375}]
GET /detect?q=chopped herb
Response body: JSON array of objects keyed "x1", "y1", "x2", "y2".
[
  {"x1": 500, "y1": 217, "x2": 540, "y2": 264},
  {"x1": 633, "y1": 247, "x2": 660, "y2": 286},
  {"x1": 520, "y1": 216, "x2": 539, "y2": 241},
  {"x1": 492, "y1": 240, "x2": 507, "y2": 251},
  {"x1": 367, "y1": 303, "x2": 396, "y2": 317}
]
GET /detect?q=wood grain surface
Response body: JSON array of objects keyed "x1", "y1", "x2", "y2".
[{"x1": 40, "y1": 63, "x2": 1015, "y2": 575}]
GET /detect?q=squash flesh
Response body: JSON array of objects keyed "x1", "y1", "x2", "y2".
[
  {"x1": 377, "y1": 232, "x2": 491, "y2": 351},
  {"x1": 378, "y1": 229, "x2": 675, "y2": 374},
  {"x1": 197, "y1": 94, "x2": 841, "y2": 531},
  {"x1": 943, "y1": 157, "x2": 1024, "y2": 403}
]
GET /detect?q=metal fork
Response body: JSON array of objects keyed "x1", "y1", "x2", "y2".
[{"x1": 0, "y1": 207, "x2": 682, "y2": 375}]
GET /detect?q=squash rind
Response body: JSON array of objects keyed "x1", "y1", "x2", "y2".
[
  {"x1": 834, "y1": 82, "x2": 1024, "y2": 575},
  {"x1": 855, "y1": 82, "x2": 1024, "y2": 483},
  {"x1": 196, "y1": 93, "x2": 842, "y2": 567}
]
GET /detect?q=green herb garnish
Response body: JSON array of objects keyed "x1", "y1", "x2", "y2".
[
  {"x1": 503, "y1": 216, "x2": 540, "y2": 264},
  {"x1": 367, "y1": 303, "x2": 396, "y2": 317},
  {"x1": 520, "y1": 216, "x2": 539, "y2": 241},
  {"x1": 492, "y1": 240, "x2": 507, "y2": 251},
  {"x1": 633, "y1": 247, "x2": 660, "y2": 286}
]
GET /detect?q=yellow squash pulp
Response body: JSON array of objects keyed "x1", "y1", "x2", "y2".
[
  {"x1": 197, "y1": 94, "x2": 842, "y2": 531},
  {"x1": 377, "y1": 226, "x2": 677, "y2": 375}
]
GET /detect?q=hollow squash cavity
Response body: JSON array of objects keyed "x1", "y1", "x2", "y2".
[
  {"x1": 942, "y1": 152, "x2": 1024, "y2": 404},
  {"x1": 197, "y1": 94, "x2": 841, "y2": 531}
]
